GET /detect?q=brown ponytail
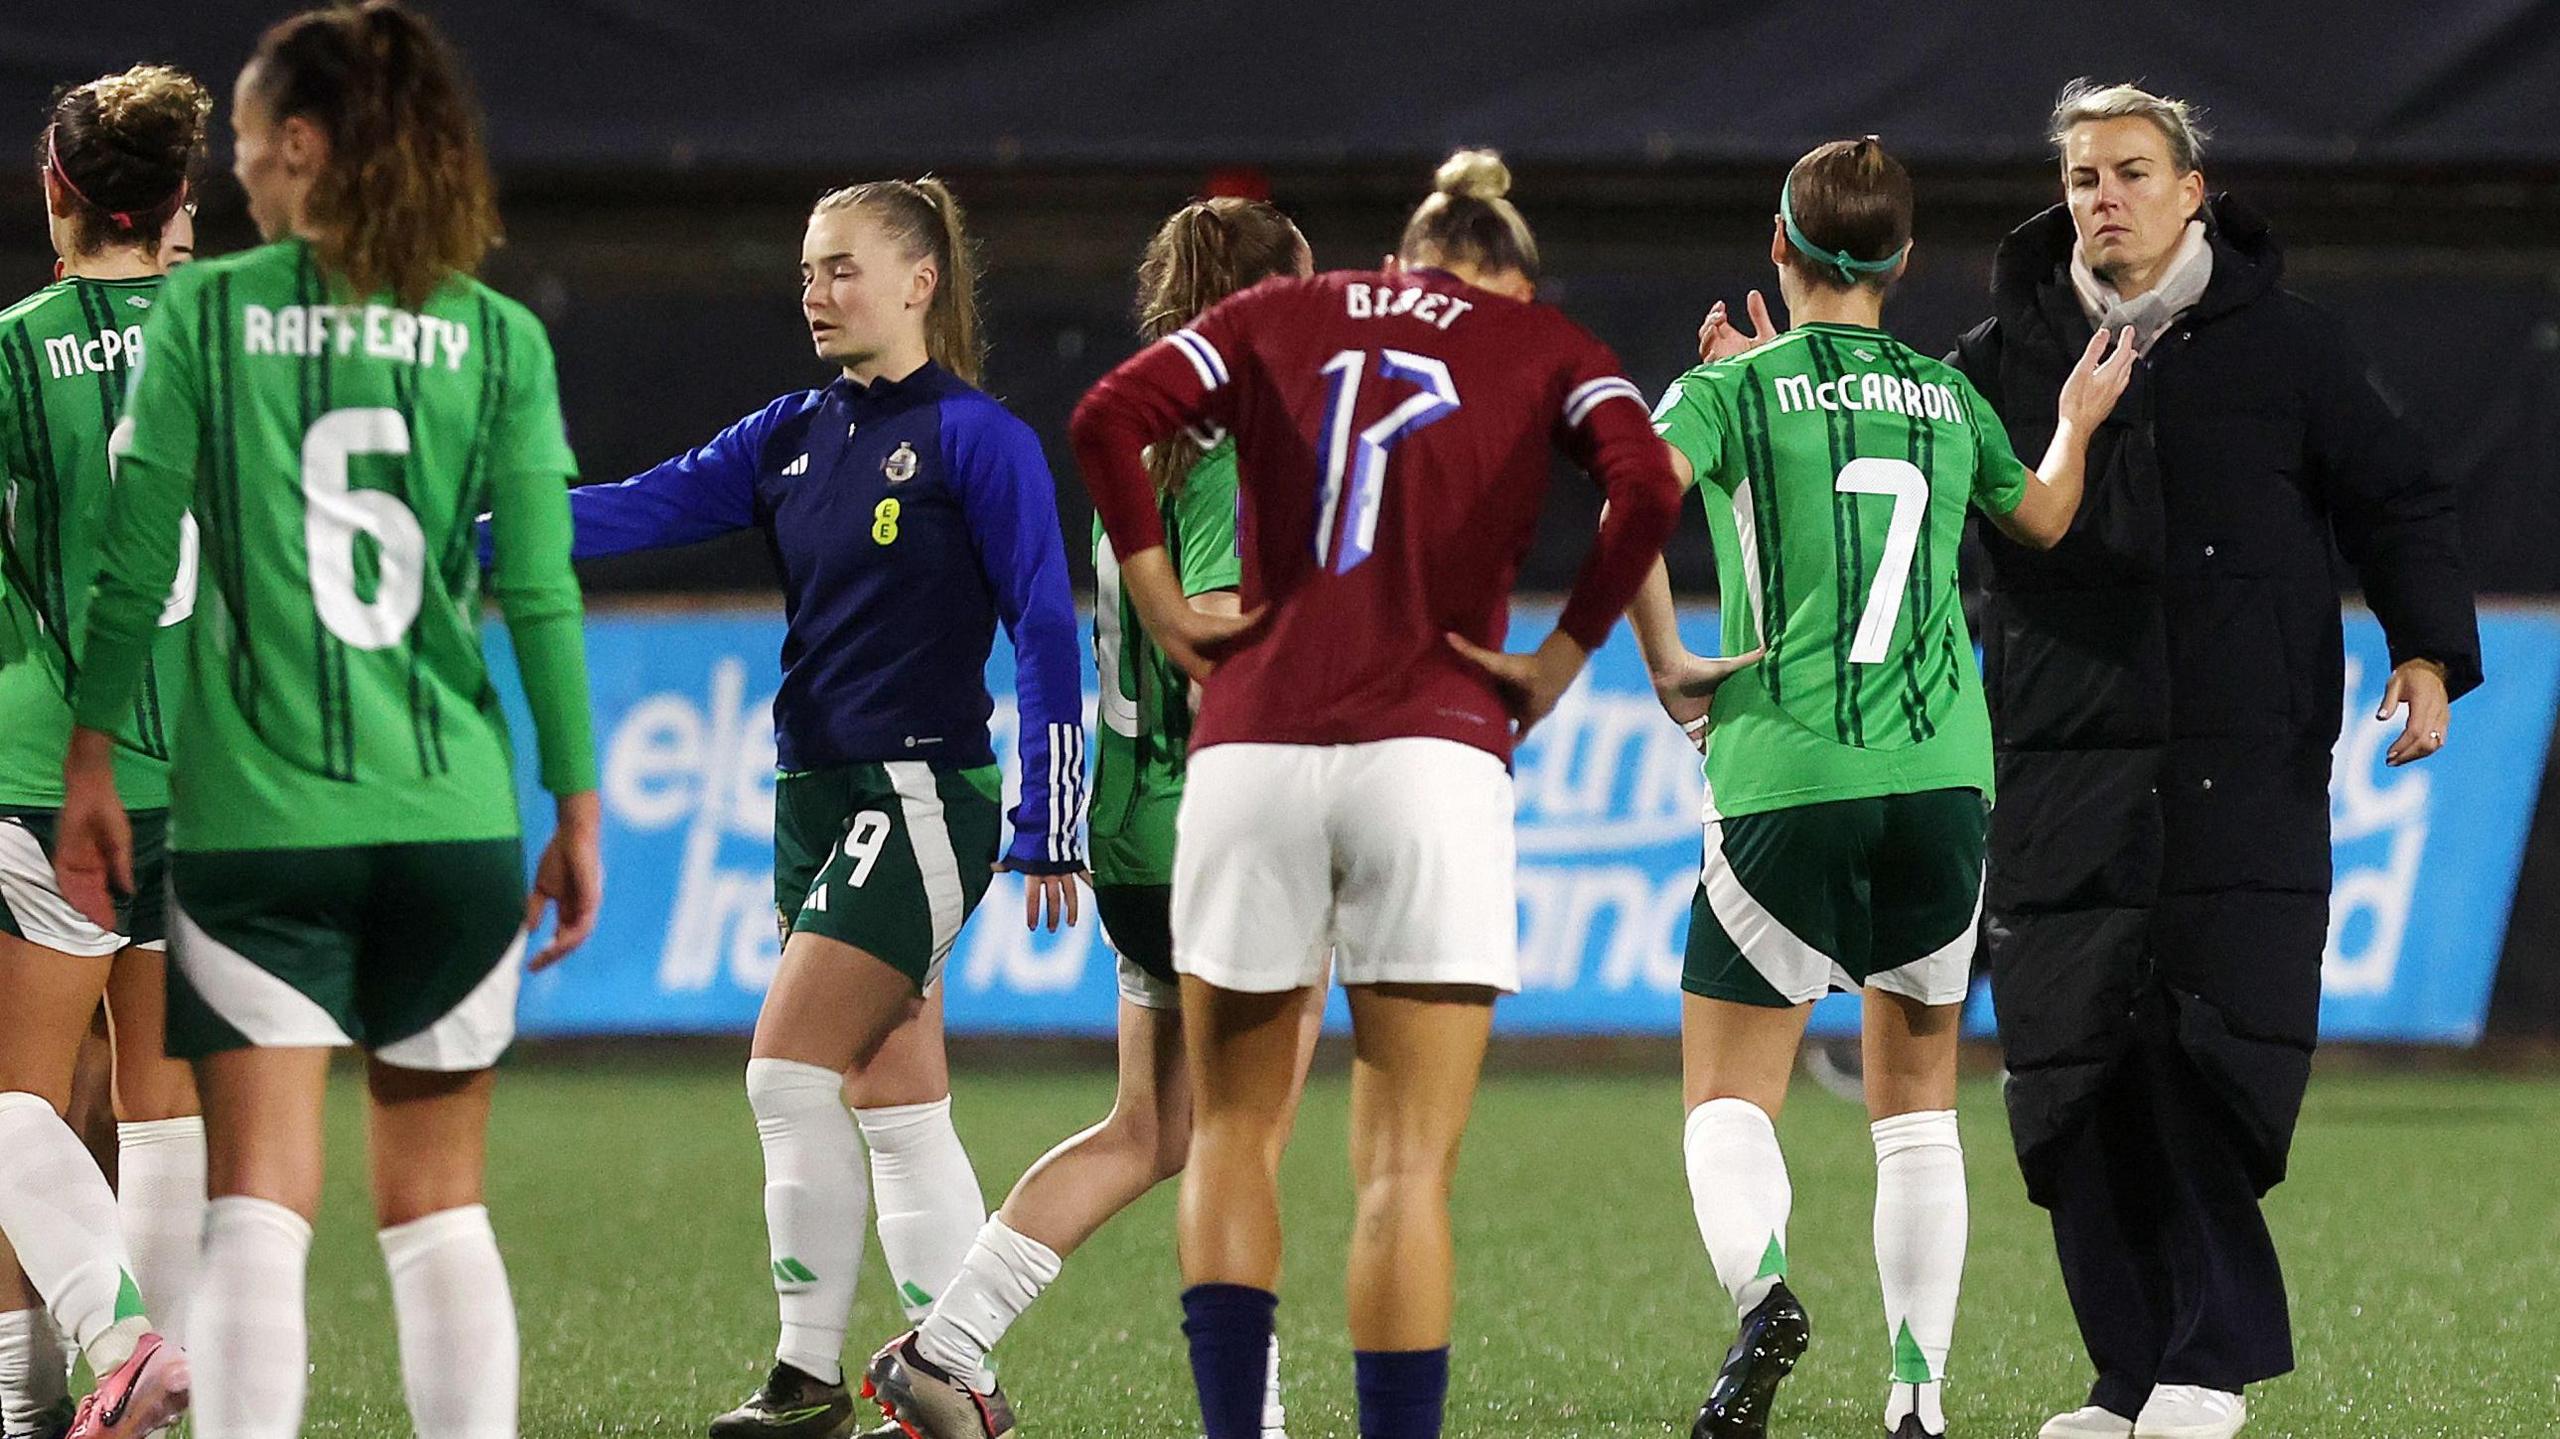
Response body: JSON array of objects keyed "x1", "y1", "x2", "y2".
[
  {"x1": 1396, "y1": 148, "x2": 1541, "y2": 284},
  {"x1": 248, "y1": 0, "x2": 502, "y2": 308},
  {"x1": 1134, "y1": 197, "x2": 1303, "y2": 494},
  {"x1": 812, "y1": 177, "x2": 984, "y2": 385},
  {"x1": 1778, "y1": 137, "x2": 1914, "y2": 291},
  {"x1": 39, "y1": 64, "x2": 211, "y2": 257}
]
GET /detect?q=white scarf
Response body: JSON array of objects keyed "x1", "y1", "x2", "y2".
[{"x1": 2070, "y1": 218, "x2": 2212, "y2": 355}]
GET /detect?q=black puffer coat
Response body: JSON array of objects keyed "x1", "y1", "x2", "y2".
[{"x1": 1952, "y1": 195, "x2": 2481, "y2": 1203}]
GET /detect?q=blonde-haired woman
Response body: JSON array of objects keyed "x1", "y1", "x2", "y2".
[{"x1": 551, "y1": 177, "x2": 1087, "y2": 1439}]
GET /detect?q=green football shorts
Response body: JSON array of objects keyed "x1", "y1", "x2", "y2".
[
  {"x1": 165, "y1": 838, "x2": 528, "y2": 1069},
  {"x1": 1094, "y1": 882, "x2": 1178, "y2": 1010},
  {"x1": 773, "y1": 761, "x2": 1002, "y2": 992},
  {"x1": 1684, "y1": 787, "x2": 1987, "y2": 1009},
  {"x1": 0, "y1": 806, "x2": 171, "y2": 954}
]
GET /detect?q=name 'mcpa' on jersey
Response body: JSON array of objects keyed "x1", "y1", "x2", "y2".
[
  {"x1": 0, "y1": 273, "x2": 196, "y2": 810},
  {"x1": 1652, "y1": 322, "x2": 2029, "y2": 822}
]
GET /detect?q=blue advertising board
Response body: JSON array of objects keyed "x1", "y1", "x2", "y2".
[{"x1": 492, "y1": 604, "x2": 2560, "y2": 1045}]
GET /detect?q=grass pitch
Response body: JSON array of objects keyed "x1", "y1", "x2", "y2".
[{"x1": 286, "y1": 1052, "x2": 2557, "y2": 1437}]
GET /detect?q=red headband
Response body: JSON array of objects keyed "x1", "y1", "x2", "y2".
[{"x1": 45, "y1": 124, "x2": 184, "y2": 234}]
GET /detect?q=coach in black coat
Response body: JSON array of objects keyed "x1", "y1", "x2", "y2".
[{"x1": 1952, "y1": 88, "x2": 2479, "y2": 1436}]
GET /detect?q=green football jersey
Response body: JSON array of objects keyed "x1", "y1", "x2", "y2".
[
  {"x1": 75, "y1": 238, "x2": 597, "y2": 851},
  {"x1": 1089, "y1": 439, "x2": 1241, "y2": 887},
  {"x1": 0, "y1": 275, "x2": 190, "y2": 808},
  {"x1": 1652, "y1": 322, "x2": 2026, "y2": 819}
]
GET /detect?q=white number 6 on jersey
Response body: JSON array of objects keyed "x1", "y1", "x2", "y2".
[{"x1": 303, "y1": 407, "x2": 426, "y2": 651}]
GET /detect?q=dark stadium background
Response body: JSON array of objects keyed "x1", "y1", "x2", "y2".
[{"x1": 8, "y1": 0, "x2": 2558, "y2": 1033}]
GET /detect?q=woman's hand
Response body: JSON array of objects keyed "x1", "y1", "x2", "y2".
[
  {"x1": 1444, "y1": 629, "x2": 1590, "y2": 736},
  {"x1": 2377, "y1": 658, "x2": 2452, "y2": 767},
  {"x1": 53, "y1": 727, "x2": 132, "y2": 932},
  {"x1": 525, "y1": 791, "x2": 604, "y2": 969},
  {"x1": 2058, "y1": 326, "x2": 2139, "y2": 433},
  {"x1": 1001, "y1": 863, "x2": 1084, "y2": 933},
  {"x1": 1650, "y1": 647, "x2": 1766, "y2": 750},
  {"x1": 1123, "y1": 547, "x2": 1262, "y2": 682},
  {"x1": 1699, "y1": 291, "x2": 1780, "y2": 364}
]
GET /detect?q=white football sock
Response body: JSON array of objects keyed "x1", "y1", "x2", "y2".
[
  {"x1": 1684, "y1": 1097, "x2": 1793, "y2": 1319},
  {"x1": 0, "y1": 1093, "x2": 145, "y2": 1372},
  {"x1": 116, "y1": 1117, "x2": 207, "y2": 1347},
  {"x1": 912, "y1": 1216, "x2": 1060, "y2": 1389},
  {"x1": 0, "y1": 1306, "x2": 69, "y2": 1435},
  {"x1": 380, "y1": 1205, "x2": 517, "y2": 1439},
  {"x1": 855, "y1": 1098, "x2": 987, "y2": 1325},
  {"x1": 749, "y1": 1058, "x2": 867, "y2": 1386},
  {"x1": 1873, "y1": 1107, "x2": 1965, "y2": 1425},
  {"x1": 192, "y1": 1196, "x2": 311, "y2": 1439},
  {"x1": 1262, "y1": 1332, "x2": 1287, "y2": 1435}
]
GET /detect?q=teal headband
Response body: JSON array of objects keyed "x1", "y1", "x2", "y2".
[{"x1": 1779, "y1": 179, "x2": 1907, "y2": 284}]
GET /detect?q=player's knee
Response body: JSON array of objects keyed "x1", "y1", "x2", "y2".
[
  {"x1": 1352, "y1": 1137, "x2": 1459, "y2": 1216},
  {"x1": 372, "y1": 1167, "x2": 485, "y2": 1229},
  {"x1": 210, "y1": 1155, "x2": 322, "y2": 1224}
]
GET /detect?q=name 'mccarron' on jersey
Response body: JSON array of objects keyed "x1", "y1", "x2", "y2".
[{"x1": 1653, "y1": 322, "x2": 2028, "y2": 820}]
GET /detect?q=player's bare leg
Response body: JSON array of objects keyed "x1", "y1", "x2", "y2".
[
  {"x1": 104, "y1": 946, "x2": 206, "y2": 1347},
  {"x1": 0, "y1": 936, "x2": 174, "y2": 1436},
  {"x1": 366, "y1": 1061, "x2": 516, "y2": 1439},
  {"x1": 845, "y1": 990, "x2": 989, "y2": 1340},
  {"x1": 1682, "y1": 995, "x2": 1816, "y2": 1439},
  {"x1": 1175, "y1": 980, "x2": 1323, "y2": 1439},
  {"x1": 0, "y1": 1013, "x2": 117, "y2": 1439},
  {"x1": 1863, "y1": 990, "x2": 1966, "y2": 1439},
  {"x1": 1178, "y1": 981, "x2": 1321, "y2": 1290},
  {"x1": 1001, "y1": 997, "x2": 1190, "y2": 1254},
  {"x1": 878, "y1": 989, "x2": 1322, "y2": 1439},
  {"x1": 0, "y1": 1231, "x2": 72, "y2": 1439},
  {"x1": 193, "y1": 1046, "x2": 333, "y2": 1439},
  {"x1": 1312, "y1": 982, "x2": 1488, "y2": 1439},
  {"x1": 715, "y1": 933, "x2": 924, "y2": 1439},
  {"x1": 69, "y1": 1011, "x2": 116, "y2": 1181},
  {"x1": 1340, "y1": 983, "x2": 1492, "y2": 1351}
]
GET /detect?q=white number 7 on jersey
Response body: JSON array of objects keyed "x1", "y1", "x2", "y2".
[
  {"x1": 1315, "y1": 348, "x2": 1461, "y2": 573},
  {"x1": 1835, "y1": 457, "x2": 1927, "y2": 665}
]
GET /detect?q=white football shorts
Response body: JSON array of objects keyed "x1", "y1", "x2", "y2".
[{"x1": 1171, "y1": 737, "x2": 1518, "y2": 994}]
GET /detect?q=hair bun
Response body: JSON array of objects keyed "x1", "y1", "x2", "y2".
[{"x1": 1433, "y1": 149, "x2": 1511, "y2": 201}]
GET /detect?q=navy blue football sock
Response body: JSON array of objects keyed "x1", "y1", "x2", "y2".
[
  {"x1": 1182, "y1": 1283, "x2": 1279, "y2": 1439},
  {"x1": 1354, "y1": 1346, "x2": 1450, "y2": 1439}
]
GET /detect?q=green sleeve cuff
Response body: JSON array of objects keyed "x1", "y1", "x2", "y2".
[
  {"x1": 70, "y1": 624, "x2": 153, "y2": 734},
  {"x1": 510, "y1": 608, "x2": 598, "y2": 795}
]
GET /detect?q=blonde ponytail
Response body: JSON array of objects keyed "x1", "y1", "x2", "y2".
[
  {"x1": 813, "y1": 176, "x2": 985, "y2": 384},
  {"x1": 1398, "y1": 146, "x2": 1540, "y2": 282}
]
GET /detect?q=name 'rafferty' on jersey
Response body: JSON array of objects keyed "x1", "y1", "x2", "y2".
[{"x1": 241, "y1": 301, "x2": 472, "y2": 370}]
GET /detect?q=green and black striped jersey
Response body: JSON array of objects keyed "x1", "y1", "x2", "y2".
[
  {"x1": 75, "y1": 238, "x2": 597, "y2": 851},
  {"x1": 1653, "y1": 322, "x2": 2026, "y2": 819},
  {"x1": 1089, "y1": 439, "x2": 1242, "y2": 888},
  {"x1": 0, "y1": 273, "x2": 188, "y2": 807}
]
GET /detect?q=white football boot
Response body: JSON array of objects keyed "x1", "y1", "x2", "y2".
[
  {"x1": 2039, "y1": 1404, "x2": 2135, "y2": 1438},
  {"x1": 2133, "y1": 1385, "x2": 2245, "y2": 1439}
]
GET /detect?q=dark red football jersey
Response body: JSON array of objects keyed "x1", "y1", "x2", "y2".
[{"x1": 1072, "y1": 267, "x2": 1679, "y2": 759}]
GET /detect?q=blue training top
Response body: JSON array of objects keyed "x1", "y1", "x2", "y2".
[{"x1": 566, "y1": 361, "x2": 1086, "y2": 872}]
